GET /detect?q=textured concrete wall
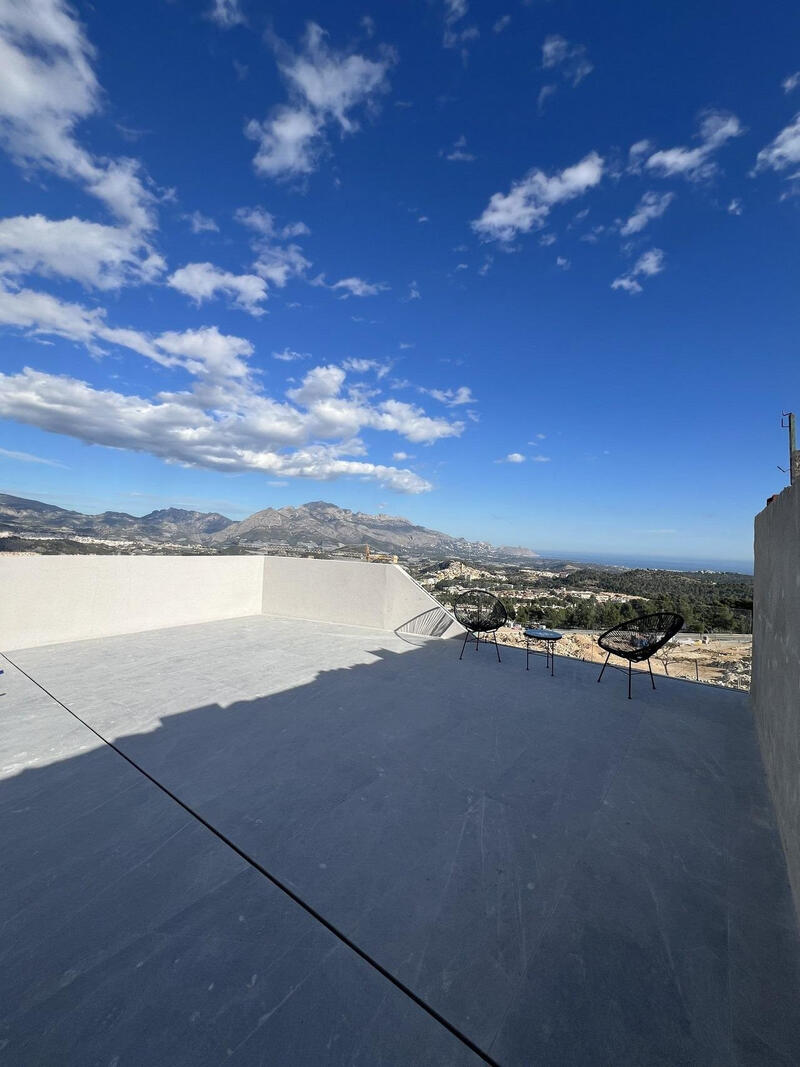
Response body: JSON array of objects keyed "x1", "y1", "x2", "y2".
[
  {"x1": 261, "y1": 556, "x2": 459, "y2": 634},
  {"x1": 0, "y1": 556, "x2": 264, "y2": 650},
  {"x1": 753, "y1": 482, "x2": 800, "y2": 920}
]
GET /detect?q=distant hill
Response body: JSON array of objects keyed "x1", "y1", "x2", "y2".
[
  {"x1": 0, "y1": 493, "x2": 233, "y2": 543},
  {"x1": 208, "y1": 499, "x2": 500, "y2": 556},
  {"x1": 0, "y1": 493, "x2": 537, "y2": 560}
]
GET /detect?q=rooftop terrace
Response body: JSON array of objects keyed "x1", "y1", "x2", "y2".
[{"x1": 3, "y1": 603, "x2": 800, "y2": 1064}]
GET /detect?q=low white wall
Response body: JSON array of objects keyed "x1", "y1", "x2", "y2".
[
  {"x1": 383, "y1": 564, "x2": 461, "y2": 636},
  {"x1": 0, "y1": 554, "x2": 458, "y2": 651},
  {"x1": 261, "y1": 556, "x2": 459, "y2": 635},
  {"x1": 0, "y1": 556, "x2": 264, "y2": 650}
]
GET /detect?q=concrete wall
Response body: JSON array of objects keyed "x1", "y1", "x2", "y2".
[
  {"x1": 261, "y1": 556, "x2": 459, "y2": 635},
  {"x1": 752, "y1": 482, "x2": 800, "y2": 920},
  {"x1": 0, "y1": 556, "x2": 264, "y2": 650},
  {"x1": 0, "y1": 554, "x2": 458, "y2": 650}
]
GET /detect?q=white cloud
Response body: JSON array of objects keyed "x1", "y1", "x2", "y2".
[
  {"x1": 281, "y1": 220, "x2": 312, "y2": 237},
  {"x1": 254, "y1": 243, "x2": 310, "y2": 288},
  {"x1": 501, "y1": 452, "x2": 526, "y2": 463},
  {"x1": 246, "y1": 107, "x2": 322, "y2": 179},
  {"x1": 0, "y1": 446, "x2": 65, "y2": 467},
  {"x1": 342, "y1": 357, "x2": 391, "y2": 377},
  {"x1": 472, "y1": 152, "x2": 604, "y2": 243},
  {"x1": 0, "y1": 367, "x2": 438, "y2": 492},
  {"x1": 541, "y1": 35, "x2": 593, "y2": 86},
  {"x1": 754, "y1": 113, "x2": 800, "y2": 175},
  {"x1": 287, "y1": 363, "x2": 346, "y2": 405},
  {"x1": 208, "y1": 0, "x2": 245, "y2": 28},
  {"x1": 407, "y1": 280, "x2": 421, "y2": 300},
  {"x1": 0, "y1": 283, "x2": 266, "y2": 381},
  {"x1": 0, "y1": 287, "x2": 469, "y2": 492},
  {"x1": 728, "y1": 198, "x2": 742, "y2": 215},
  {"x1": 392, "y1": 451, "x2": 409, "y2": 460},
  {"x1": 184, "y1": 211, "x2": 219, "y2": 234},
  {"x1": 422, "y1": 385, "x2": 475, "y2": 406},
  {"x1": 611, "y1": 248, "x2": 665, "y2": 295},
  {"x1": 627, "y1": 139, "x2": 654, "y2": 174},
  {"x1": 155, "y1": 326, "x2": 253, "y2": 380},
  {"x1": 284, "y1": 365, "x2": 463, "y2": 446},
  {"x1": 442, "y1": 0, "x2": 479, "y2": 55},
  {"x1": 556, "y1": 255, "x2": 570, "y2": 270},
  {"x1": 234, "y1": 207, "x2": 312, "y2": 287},
  {"x1": 619, "y1": 191, "x2": 675, "y2": 235},
  {"x1": 330, "y1": 276, "x2": 388, "y2": 298},
  {"x1": 443, "y1": 134, "x2": 475, "y2": 162},
  {"x1": 0, "y1": 0, "x2": 156, "y2": 230},
  {"x1": 493, "y1": 15, "x2": 511, "y2": 33},
  {"x1": 369, "y1": 398, "x2": 463, "y2": 444},
  {"x1": 645, "y1": 110, "x2": 743, "y2": 181},
  {"x1": 0, "y1": 283, "x2": 136, "y2": 355},
  {"x1": 537, "y1": 85, "x2": 557, "y2": 115},
  {"x1": 783, "y1": 72, "x2": 800, "y2": 94},
  {"x1": 234, "y1": 207, "x2": 310, "y2": 239},
  {"x1": 246, "y1": 22, "x2": 394, "y2": 180},
  {"x1": 0, "y1": 214, "x2": 165, "y2": 289},
  {"x1": 273, "y1": 347, "x2": 309, "y2": 362},
  {"x1": 167, "y1": 262, "x2": 268, "y2": 316}
]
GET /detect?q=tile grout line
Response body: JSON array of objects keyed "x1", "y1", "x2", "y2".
[{"x1": 2, "y1": 652, "x2": 500, "y2": 1067}]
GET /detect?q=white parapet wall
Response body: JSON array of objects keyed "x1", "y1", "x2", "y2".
[
  {"x1": 261, "y1": 556, "x2": 460, "y2": 636},
  {"x1": 753, "y1": 481, "x2": 800, "y2": 923},
  {"x1": 0, "y1": 556, "x2": 264, "y2": 650},
  {"x1": 0, "y1": 554, "x2": 458, "y2": 651}
]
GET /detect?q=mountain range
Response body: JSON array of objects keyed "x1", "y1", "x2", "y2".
[{"x1": 0, "y1": 493, "x2": 538, "y2": 560}]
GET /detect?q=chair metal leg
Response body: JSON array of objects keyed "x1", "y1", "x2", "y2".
[
  {"x1": 647, "y1": 658, "x2": 656, "y2": 689},
  {"x1": 459, "y1": 629, "x2": 470, "y2": 660},
  {"x1": 628, "y1": 661, "x2": 632, "y2": 700},
  {"x1": 492, "y1": 630, "x2": 501, "y2": 662},
  {"x1": 597, "y1": 652, "x2": 610, "y2": 682}
]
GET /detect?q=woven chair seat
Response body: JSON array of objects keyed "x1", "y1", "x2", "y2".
[
  {"x1": 596, "y1": 612, "x2": 684, "y2": 699},
  {"x1": 453, "y1": 590, "x2": 507, "y2": 634},
  {"x1": 454, "y1": 589, "x2": 508, "y2": 663},
  {"x1": 598, "y1": 613, "x2": 684, "y2": 663}
]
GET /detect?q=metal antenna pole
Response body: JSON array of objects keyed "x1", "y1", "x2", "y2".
[{"x1": 781, "y1": 412, "x2": 798, "y2": 484}]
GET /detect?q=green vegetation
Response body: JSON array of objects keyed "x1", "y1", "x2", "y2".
[
  {"x1": 544, "y1": 568, "x2": 753, "y2": 633},
  {"x1": 428, "y1": 563, "x2": 753, "y2": 634}
]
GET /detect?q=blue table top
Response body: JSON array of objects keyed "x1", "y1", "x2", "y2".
[{"x1": 525, "y1": 628, "x2": 563, "y2": 640}]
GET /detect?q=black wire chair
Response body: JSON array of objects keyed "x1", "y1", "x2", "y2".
[
  {"x1": 597, "y1": 612, "x2": 684, "y2": 699},
  {"x1": 453, "y1": 589, "x2": 508, "y2": 663}
]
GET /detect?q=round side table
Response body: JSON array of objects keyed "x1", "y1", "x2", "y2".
[{"x1": 524, "y1": 627, "x2": 563, "y2": 677}]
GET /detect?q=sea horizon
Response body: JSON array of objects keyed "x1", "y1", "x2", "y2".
[{"x1": 535, "y1": 548, "x2": 754, "y2": 576}]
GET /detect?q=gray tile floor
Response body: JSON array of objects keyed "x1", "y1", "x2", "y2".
[{"x1": 3, "y1": 615, "x2": 799, "y2": 1064}]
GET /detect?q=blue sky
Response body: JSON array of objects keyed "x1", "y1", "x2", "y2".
[{"x1": 0, "y1": 0, "x2": 799, "y2": 565}]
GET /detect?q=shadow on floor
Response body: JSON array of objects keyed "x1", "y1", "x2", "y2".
[{"x1": 3, "y1": 628, "x2": 800, "y2": 1066}]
